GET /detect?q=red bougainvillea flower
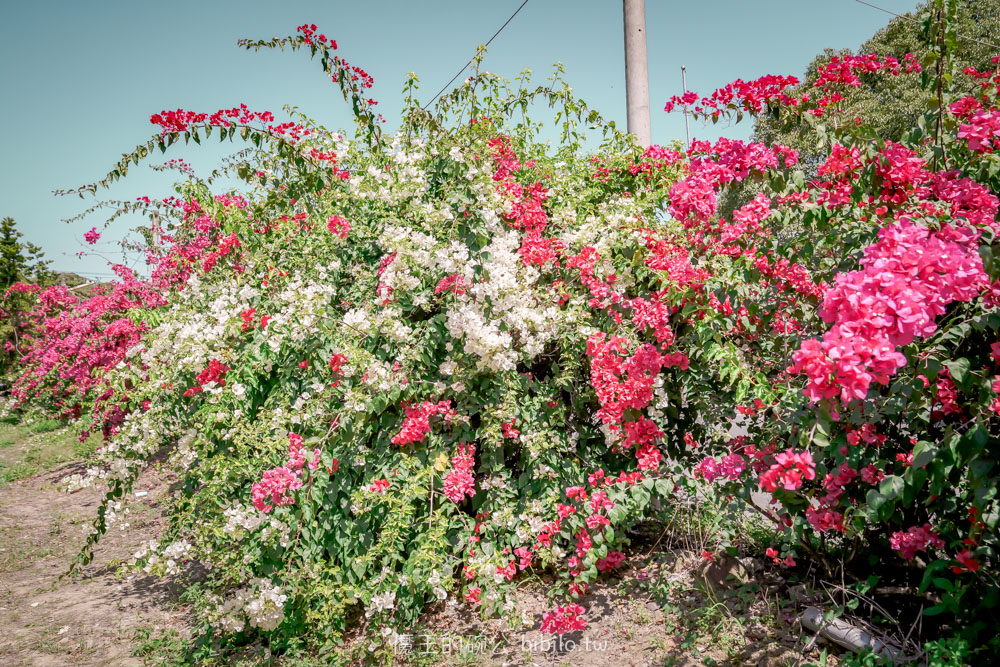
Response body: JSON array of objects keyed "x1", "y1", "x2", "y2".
[
  {"x1": 501, "y1": 419, "x2": 520, "y2": 439},
  {"x1": 758, "y1": 449, "x2": 816, "y2": 492},
  {"x1": 443, "y1": 442, "x2": 476, "y2": 503},
  {"x1": 182, "y1": 359, "x2": 230, "y2": 397},
  {"x1": 596, "y1": 551, "x2": 626, "y2": 573},
  {"x1": 953, "y1": 549, "x2": 981, "y2": 574},
  {"x1": 540, "y1": 604, "x2": 587, "y2": 634},
  {"x1": 435, "y1": 274, "x2": 470, "y2": 295},
  {"x1": 240, "y1": 308, "x2": 257, "y2": 331},
  {"x1": 327, "y1": 215, "x2": 351, "y2": 239},
  {"x1": 391, "y1": 400, "x2": 455, "y2": 445}
]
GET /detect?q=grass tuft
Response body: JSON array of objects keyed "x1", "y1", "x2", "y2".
[{"x1": 0, "y1": 419, "x2": 98, "y2": 485}]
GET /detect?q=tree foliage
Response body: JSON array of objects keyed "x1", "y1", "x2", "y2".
[
  {"x1": 0, "y1": 217, "x2": 53, "y2": 375},
  {"x1": 753, "y1": 0, "x2": 1000, "y2": 169},
  {"x1": 0, "y1": 217, "x2": 51, "y2": 288}
]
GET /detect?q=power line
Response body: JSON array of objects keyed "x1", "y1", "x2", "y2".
[
  {"x1": 852, "y1": 0, "x2": 1000, "y2": 52},
  {"x1": 852, "y1": 0, "x2": 917, "y2": 22},
  {"x1": 421, "y1": 0, "x2": 532, "y2": 111}
]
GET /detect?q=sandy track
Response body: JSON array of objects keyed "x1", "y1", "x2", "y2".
[{"x1": 0, "y1": 464, "x2": 189, "y2": 666}]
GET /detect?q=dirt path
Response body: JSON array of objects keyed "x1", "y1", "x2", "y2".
[
  {"x1": 0, "y1": 463, "x2": 190, "y2": 666},
  {"x1": 413, "y1": 550, "x2": 809, "y2": 666}
]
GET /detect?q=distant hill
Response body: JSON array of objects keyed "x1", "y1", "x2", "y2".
[
  {"x1": 55, "y1": 272, "x2": 88, "y2": 288},
  {"x1": 53, "y1": 272, "x2": 108, "y2": 296}
]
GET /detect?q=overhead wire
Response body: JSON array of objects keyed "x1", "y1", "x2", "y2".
[
  {"x1": 421, "y1": 0, "x2": 532, "y2": 111},
  {"x1": 852, "y1": 0, "x2": 1000, "y2": 52},
  {"x1": 27, "y1": 6, "x2": 537, "y2": 288}
]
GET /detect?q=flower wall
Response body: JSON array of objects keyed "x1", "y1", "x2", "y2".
[{"x1": 6, "y1": 11, "x2": 1000, "y2": 656}]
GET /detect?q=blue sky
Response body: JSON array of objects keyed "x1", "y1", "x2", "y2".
[{"x1": 0, "y1": 0, "x2": 920, "y2": 279}]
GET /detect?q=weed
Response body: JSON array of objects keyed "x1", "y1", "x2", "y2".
[
  {"x1": 132, "y1": 627, "x2": 194, "y2": 666},
  {"x1": 26, "y1": 418, "x2": 65, "y2": 434},
  {"x1": 0, "y1": 420, "x2": 97, "y2": 485}
]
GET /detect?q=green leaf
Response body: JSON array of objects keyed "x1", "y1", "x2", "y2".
[
  {"x1": 923, "y1": 602, "x2": 948, "y2": 616},
  {"x1": 912, "y1": 440, "x2": 937, "y2": 469},
  {"x1": 943, "y1": 357, "x2": 970, "y2": 387},
  {"x1": 879, "y1": 475, "x2": 904, "y2": 500},
  {"x1": 633, "y1": 486, "x2": 651, "y2": 509},
  {"x1": 956, "y1": 425, "x2": 988, "y2": 464},
  {"x1": 866, "y1": 489, "x2": 888, "y2": 513},
  {"x1": 932, "y1": 577, "x2": 954, "y2": 592}
]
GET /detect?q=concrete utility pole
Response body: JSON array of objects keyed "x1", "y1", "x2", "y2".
[{"x1": 623, "y1": 0, "x2": 651, "y2": 148}]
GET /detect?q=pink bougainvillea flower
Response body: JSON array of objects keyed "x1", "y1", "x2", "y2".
[{"x1": 890, "y1": 524, "x2": 944, "y2": 559}]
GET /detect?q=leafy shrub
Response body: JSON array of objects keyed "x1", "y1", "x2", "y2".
[{"x1": 6, "y1": 5, "x2": 1000, "y2": 659}]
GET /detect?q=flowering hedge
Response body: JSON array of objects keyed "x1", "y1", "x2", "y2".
[{"x1": 6, "y1": 10, "x2": 1000, "y2": 657}]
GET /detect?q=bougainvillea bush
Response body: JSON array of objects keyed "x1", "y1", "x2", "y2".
[{"x1": 5, "y1": 4, "x2": 1000, "y2": 659}]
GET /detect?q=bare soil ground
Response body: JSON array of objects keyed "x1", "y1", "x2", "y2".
[
  {"x1": 0, "y1": 462, "x2": 190, "y2": 666},
  {"x1": 410, "y1": 547, "x2": 816, "y2": 666}
]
